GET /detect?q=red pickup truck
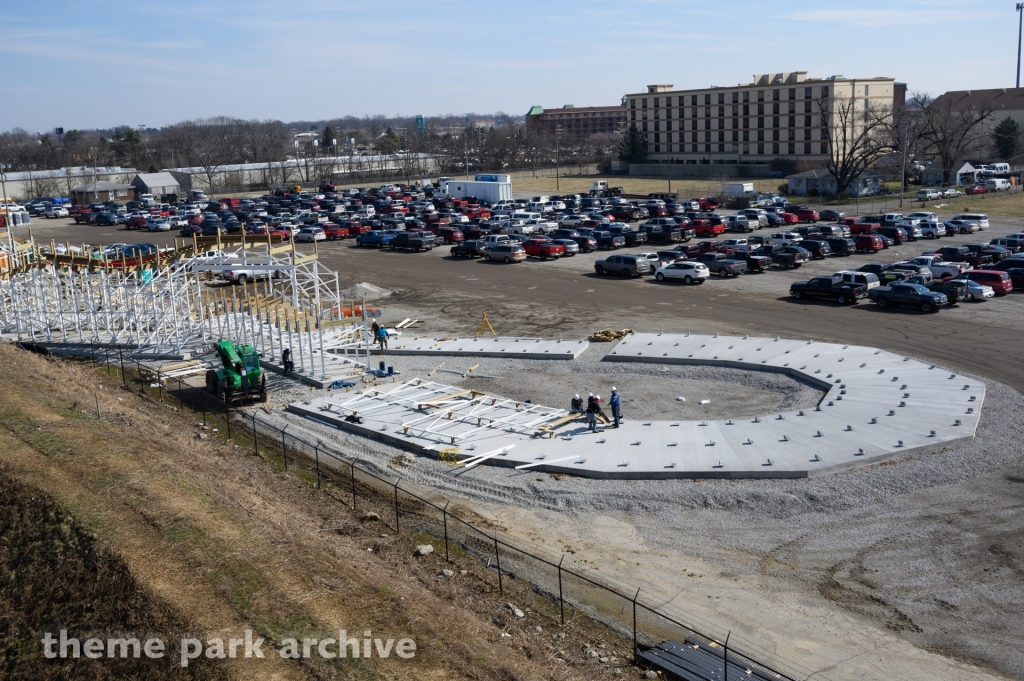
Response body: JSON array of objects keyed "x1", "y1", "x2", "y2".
[
  {"x1": 849, "y1": 221, "x2": 881, "y2": 235},
  {"x1": 522, "y1": 238, "x2": 566, "y2": 260},
  {"x1": 697, "y1": 240, "x2": 736, "y2": 256},
  {"x1": 689, "y1": 219, "x2": 725, "y2": 238},
  {"x1": 323, "y1": 223, "x2": 350, "y2": 240}
]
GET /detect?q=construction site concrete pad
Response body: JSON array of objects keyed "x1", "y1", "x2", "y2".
[{"x1": 288, "y1": 333, "x2": 984, "y2": 479}]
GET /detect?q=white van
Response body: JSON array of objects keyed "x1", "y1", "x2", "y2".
[
  {"x1": 511, "y1": 211, "x2": 542, "y2": 223},
  {"x1": 984, "y1": 178, "x2": 1010, "y2": 192},
  {"x1": 833, "y1": 271, "x2": 880, "y2": 290},
  {"x1": 356, "y1": 205, "x2": 376, "y2": 217},
  {"x1": 981, "y1": 162, "x2": 1010, "y2": 175},
  {"x1": 952, "y1": 213, "x2": 989, "y2": 229}
]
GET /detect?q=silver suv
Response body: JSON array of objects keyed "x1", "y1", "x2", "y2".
[{"x1": 594, "y1": 254, "x2": 655, "y2": 278}]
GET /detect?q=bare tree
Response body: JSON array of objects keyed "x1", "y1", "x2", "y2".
[
  {"x1": 916, "y1": 93, "x2": 993, "y2": 183},
  {"x1": 816, "y1": 94, "x2": 892, "y2": 194}
]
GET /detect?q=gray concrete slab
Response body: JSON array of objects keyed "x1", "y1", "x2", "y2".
[
  {"x1": 384, "y1": 335, "x2": 589, "y2": 360},
  {"x1": 287, "y1": 333, "x2": 983, "y2": 479}
]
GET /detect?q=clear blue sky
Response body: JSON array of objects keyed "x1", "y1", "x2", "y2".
[{"x1": 1, "y1": 0, "x2": 1018, "y2": 132}]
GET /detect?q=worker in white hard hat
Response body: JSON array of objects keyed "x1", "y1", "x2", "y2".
[
  {"x1": 570, "y1": 393, "x2": 583, "y2": 413},
  {"x1": 610, "y1": 387, "x2": 621, "y2": 428}
]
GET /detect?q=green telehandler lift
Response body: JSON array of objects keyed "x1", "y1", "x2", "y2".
[{"x1": 205, "y1": 340, "x2": 267, "y2": 404}]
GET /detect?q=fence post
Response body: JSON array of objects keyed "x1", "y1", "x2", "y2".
[
  {"x1": 176, "y1": 378, "x2": 184, "y2": 406},
  {"x1": 632, "y1": 588, "x2": 640, "y2": 664},
  {"x1": 157, "y1": 371, "x2": 163, "y2": 403},
  {"x1": 251, "y1": 412, "x2": 258, "y2": 455},
  {"x1": 724, "y1": 631, "x2": 730, "y2": 681},
  {"x1": 200, "y1": 389, "x2": 207, "y2": 425},
  {"x1": 225, "y1": 406, "x2": 231, "y2": 438},
  {"x1": 118, "y1": 348, "x2": 126, "y2": 387},
  {"x1": 442, "y1": 500, "x2": 450, "y2": 562},
  {"x1": 136, "y1": 360, "x2": 143, "y2": 391},
  {"x1": 494, "y1": 534, "x2": 502, "y2": 594},
  {"x1": 281, "y1": 425, "x2": 289, "y2": 471},
  {"x1": 558, "y1": 554, "x2": 565, "y2": 625},
  {"x1": 393, "y1": 480, "x2": 401, "y2": 535},
  {"x1": 314, "y1": 440, "x2": 322, "y2": 489},
  {"x1": 350, "y1": 462, "x2": 356, "y2": 509}
]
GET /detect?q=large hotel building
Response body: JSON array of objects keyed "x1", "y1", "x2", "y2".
[{"x1": 622, "y1": 72, "x2": 905, "y2": 165}]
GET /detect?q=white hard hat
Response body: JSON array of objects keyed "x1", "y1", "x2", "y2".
[
  {"x1": 574, "y1": 394, "x2": 580, "y2": 399},
  {"x1": 611, "y1": 386, "x2": 617, "y2": 392},
  {"x1": 596, "y1": 395, "x2": 601, "y2": 400},
  {"x1": 588, "y1": 392, "x2": 593, "y2": 397}
]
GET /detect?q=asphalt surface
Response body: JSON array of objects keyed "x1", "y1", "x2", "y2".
[{"x1": 16, "y1": 216, "x2": 1024, "y2": 393}]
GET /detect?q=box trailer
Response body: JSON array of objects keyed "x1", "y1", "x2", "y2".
[
  {"x1": 440, "y1": 178, "x2": 512, "y2": 204},
  {"x1": 721, "y1": 182, "x2": 754, "y2": 198}
]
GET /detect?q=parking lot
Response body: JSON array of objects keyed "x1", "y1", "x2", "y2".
[{"x1": 14, "y1": 206, "x2": 1024, "y2": 395}]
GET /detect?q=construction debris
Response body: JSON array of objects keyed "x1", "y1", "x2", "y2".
[{"x1": 588, "y1": 328, "x2": 633, "y2": 342}]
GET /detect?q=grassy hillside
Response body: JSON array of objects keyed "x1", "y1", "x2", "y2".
[{"x1": 0, "y1": 343, "x2": 627, "y2": 680}]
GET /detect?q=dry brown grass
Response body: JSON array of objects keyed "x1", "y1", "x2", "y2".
[{"x1": 0, "y1": 344, "x2": 633, "y2": 680}]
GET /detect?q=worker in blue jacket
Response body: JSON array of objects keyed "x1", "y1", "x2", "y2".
[{"x1": 610, "y1": 387, "x2": 621, "y2": 428}]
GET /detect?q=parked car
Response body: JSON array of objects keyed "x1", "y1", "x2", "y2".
[
  {"x1": 654, "y1": 260, "x2": 710, "y2": 284},
  {"x1": 390, "y1": 230, "x2": 436, "y2": 251},
  {"x1": 1005, "y1": 268, "x2": 1024, "y2": 290},
  {"x1": 819, "y1": 209, "x2": 846, "y2": 221},
  {"x1": 594, "y1": 254, "x2": 654, "y2": 277},
  {"x1": 45, "y1": 206, "x2": 69, "y2": 218},
  {"x1": 799, "y1": 239, "x2": 831, "y2": 259},
  {"x1": 552, "y1": 238, "x2": 580, "y2": 256},
  {"x1": 693, "y1": 252, "x2": 748, "y2": 278},
  {"x1": 768, "y1": 232, "x2": 803, "y2": 246},
  {"x1": 827, "y1": 237, "x2": 856, "y2": 256},
  {"x1": 868, "y1": 283, "x2": 949, "y2": 312},
  {"x1": 953, "y1": 269, "x2": 1013, "y2": 296},
  {"x1": 965, "y1": 185, "x2": 988, "y2": 195},
  {"x1": 916, "y1": 189, "x2": 941, "y2": 201},
  {"x1": 355, "y1": 230, "x2": 396, "y2": 248},
  {"x1": 854, "y1": 234, "x2": 884, "y2": 254},
  {"x1": 522, "y1": 237, "x2": 566, "y2": 260},
  {"x1": 295, "y1": 226, "x2": 326, "y2": 242},
  {"x1": 835, "y1": 271, "x2": 881, "y2": 290},
  {"x1": 450, "y1": 239, "x2": 487, "y2": 258},
  {"x1": 952, "y1": 213, "x2": 989, "y2": 229},
  {"x1": 483, "y1": 243, "x2": 526, "y2": 263},
  {"x1": 791, "y1": 207, "x2": 820, "y2": 223},
  {"x1": 790, "y1": 276, "x2": 866, "y2": 305}
]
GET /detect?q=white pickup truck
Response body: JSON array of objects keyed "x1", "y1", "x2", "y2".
[{"x1": 898, "y1": 256, "x2": 971, "y2": 280}]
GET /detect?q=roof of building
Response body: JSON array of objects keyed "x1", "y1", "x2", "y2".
[
  {"x1": 930, "y1": 87, "x2": 1024, "y2": 113},
  {"x1": 70, "y1": 181, "x2": 134, "y2": 192},
  {"x1": 525, "y1": 104, "x2": 626, "y2": 116},
  {"x1": 132, "y1": 172, "x2": 179, "y2": 188},
  {"x1": 786, "y1": 168, "x2": 882, "y2": 180},
  {"x1": 1, "y1": 166, "x2": 136, "y2": 182}
]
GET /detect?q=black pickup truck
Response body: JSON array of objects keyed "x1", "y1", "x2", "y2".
[
  {"x1": 936, "y1": 246, "x2": 993, "y2": 269},
  {"x1": 740, "y1": 251, "x2": 773, "y2": 272},
  {"x1": 790, "y1": 276, "x2": 866, "y2": 305},
  {"x1": 693, "y1": 252, "x2": 747, "y2": 277},
  {"x1": 754, "y1": 245, "x2": 811, "y2": 269},
  {"x1": 578, "y1": 228, "x2": 626, "y2": 250},
  {"x1": 608, "y1": 225, "x2": 648, "y2": 247},
  {"x1": 868, "y1": 283, "x2": 949, "y2": 312},
  {"x1": 390, "y1": 230, "x2": 437, "y2": 252},
  {"x1": 642, "y1": 222, "x2": 685, "y2": 244}
]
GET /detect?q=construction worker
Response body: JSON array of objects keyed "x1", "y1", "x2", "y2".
[
  {"x1": 377, "y1": 324, "x2": 389, "y2": 351},
  {"x1": 570, "y1": 394, "x2": 583, "y2": 413},
  {"x1": 585, "y1": 395, "x2": 598, "y2": 433},
  {"x1": 371, "y1": 320, "x2": 380, "y2": 347},
  {"x1": 610, "y1": 387, "x2": 621, "y2": 428},
  {"x1": 282, "y1": 348, "x2": 294, "y2": 374}
]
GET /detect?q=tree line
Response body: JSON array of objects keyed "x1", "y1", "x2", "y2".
[{"x1": 0, "y1": 112, "x2": 618, "y2": 192}]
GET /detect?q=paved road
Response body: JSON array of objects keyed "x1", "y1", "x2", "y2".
[{"x1": 15, "y1": 217, "x2": 1024, "y2": 393}]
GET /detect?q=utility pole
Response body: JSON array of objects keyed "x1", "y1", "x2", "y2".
[
  {"x1": 555, "y1": 126, "x2": 561, "y2": 192},
  {"x1": 1018, "y1": 3, "x2": 1024, "y2": 88},
  {"x1": 667, "y1": 155, "x2": 672, "y2": 194},
  {"x1": 899, "y1": 137, "x2": 909, "y2": 209}
]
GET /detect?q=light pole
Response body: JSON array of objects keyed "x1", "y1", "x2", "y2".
[
  {"x1": 1, "y1": 164, "x2": 13, "y2": 249},
  {"x1": 896, "y1": 137, "x2": 910, "y2": 208},
  {"x1": 555, "y1": 126, "x2": 562, "y2": 192},
  {"x1": 1018, "y1": 3, "x2": 1024, "y2": 88}
]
